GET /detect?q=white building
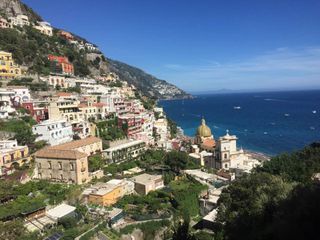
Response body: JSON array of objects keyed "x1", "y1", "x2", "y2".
[
  {"x1": 46, "y1": 75, "x2": 76, "y2": 88},
  {"x1": 32, "y1": 119, "x2": 73, "y2": 146},
  {"x1": 34, "y1": 21, "x2": 53, "y2": 36},
  {"x1": 75, "y1": 78, "x2": 97, "y2": 93},
  {"x1": 130, "y1": 173, "x2": 164, "y2": 195},
  {"x1": 103, "y1": 139, "x2": 146, "y2": 164},
  {"x1": 9, "y1": 15, "x2": 30, "y2": 27},
  {"x1": 0, "y1": 88, "x2": 15, "y2": 119},
  {"x1": 154, "y1": 107, "x2": 165, "y2": 118},
  {"x1": 8, "y1": 86, "x2": 31, "y2": 104},
  {"x1": 46, "y1": 204, "x2": 76, "y2": 221},
  {"x1": 216, "y1": 130, "x2": 261, "y2": 173},
  {"x1": 85, "y1": 43, "x2": 99, "y2": 52},
  {"x1": 153, "y1": 118, "x2": 169, "y2": 148}
]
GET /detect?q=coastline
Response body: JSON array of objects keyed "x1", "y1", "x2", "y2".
[
  {"x1": 245, "y1": 150, "x2": 271, "y2": 162},
  {"x1": 175, "y1": 122, "x2": 272, "y2": 162}
]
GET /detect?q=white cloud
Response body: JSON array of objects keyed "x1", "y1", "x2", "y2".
[{"x1": 162, "y1": 47, "x2": 320, "y2": 91}]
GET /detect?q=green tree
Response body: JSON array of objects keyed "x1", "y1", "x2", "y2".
[
  {"x1": 172, "y1": 218, "x2": 196, "y2": 240},
  {"x1": 88, "y1": 154, "x2": 105, "y2": 172},
  {"x1": 216, "y1": 173, "x2": 295, "y2": 240},
  {"x1": 257, "y1": 142, "x2": 320, "y2": 182},
  {"x1": 165, "y1": 151, "x2": 189, "y2": 173}
]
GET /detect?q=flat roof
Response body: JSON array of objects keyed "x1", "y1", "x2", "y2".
[
  {"x1": 47, "y1": 204, "x2": 76, "y2": 219},
  {"x1": 85, "y1": 179, "x2": 126, "y2": 196},
  {"x1": 131, "y1": 173, "x2": 162, "y2": 185},
  {"x1": 104, "y1": 139, "x2": 144, "y2": 152},
  {"x1": 184, "y1": 169, "x2": 218, "y2": 181},
  {"x1": 203, "y1": 209, "x2": 217, "y2": 222}
]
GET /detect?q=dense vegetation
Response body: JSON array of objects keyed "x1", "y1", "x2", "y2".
[
  {"x1": 119, "y1": 220, "x2": 170, "y2": 240},
  {"x1": 0, "y1": 180, "x2": 80, "y2": 221},
  {"x1": 96, "y1": 118, "x2": 126, "y2": 142},
  {"x1": 216, "y1": 143, "x2": 320, "y2": 240},
  {"x1": 0, "y1": 117, "x2": 36, "y2": 145},
  {"x1": 0, "y1": 27, "x2": 92, "y2": 76},
  {"x1": 8, "y1": 77, "x2": 49, "y2": 91}
]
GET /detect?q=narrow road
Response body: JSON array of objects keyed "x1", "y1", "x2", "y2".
[
  {"x1": 114, "y1": 215, "x2": 173, "y2": 230},
  {"x1": 75, "y1": 221, "x2": 103, "y2": 240}
]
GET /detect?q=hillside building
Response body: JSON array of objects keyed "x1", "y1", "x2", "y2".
[
  {"x1": 153, "y1": 118, "x2": 169, "y2": 148},
  {"x1": 22, "y1": 101, "x2": 48, "y2": 123},
  {"x1": 0, "y1": 17, "x2": 12, "y2": 29},
  {"x1": 9, "y1": 14, "x2": 30, "y2": 27},
  {"x1": 34, "y1": 137, "x2": 102, "y2": 184},
  {"x1": 131, "y1": 173, "x2": 164, "y2": 195},
  {"x1": 7, "y1": 86, "x2": 31, "y2": 104},
  {"x1": 58, "y1": 30, "x2": 74, "y2": 41},
  {"x1": 85, "y1": 43, "x2": 99, "y2": 52},
  {"x1": 35, "y1": 148, "x2": 89, "y2": 184},
  {"x1": 103, "y1": 139, "x2": 146, "y2": 164},
  {"x1": 83, "y1": 179, "x2": 134, "y2": 206},
  {"x1": 0, "y1": 88, "x2": 15, "y2": 119},
  {"x1": 32, "y1": 119, "x2": 73, "y2": 146},
  {"x1": 48, "y1": 55, "x2": 74, "y2": 75},
  {"x1": 50, "y1": 136, "x2": 102, "y2": 156},
  {"x1": 34, "y1": 21, "x2": 53, "y2": 36},
  {"x1": 0, "y1": 51, "x2": 21, "y2": 80},
  {"x1": 0, "y1": 140, "x2": 30, "y2": 176}
]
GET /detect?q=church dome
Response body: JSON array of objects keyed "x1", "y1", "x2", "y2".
[{"x1": 196, "y1": 118, "x2": 212, "y2": 137}]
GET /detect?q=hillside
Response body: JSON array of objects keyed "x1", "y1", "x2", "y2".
[
  {"x1": 107, "y1": 59, "x2": 190, "y2": 99},
  {"x1": 0, "y1": 0, "x2": 191, "y2": 99},
  {"x1": 0, "y1": 0, "x2": 41, "y2": 22}
]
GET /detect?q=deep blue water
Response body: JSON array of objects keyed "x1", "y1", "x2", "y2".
[{"x1": 160, "y1": 90, "x2": 320, "y2": 156}]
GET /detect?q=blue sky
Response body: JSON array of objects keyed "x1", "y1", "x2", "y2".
[{"x1": 23, "y1": 0, "x2": 320, "y2": 93}]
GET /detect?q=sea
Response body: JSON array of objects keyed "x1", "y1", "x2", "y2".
[{"x1": 160, "y1": 90, "x2": 320, "y2": 156}]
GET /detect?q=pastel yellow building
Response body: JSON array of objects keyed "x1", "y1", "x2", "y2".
[
  {"x1": 0, "y1": 140, "x2": 30, "y2": 175},
  {"x1": 0, "y1": 51, "x2": 21, "y2": 80},
  {"x1": 83, "y1": 179, "x2": 134, "y2": 206},
  {"x1": 88, "y1": 185, "x2": 123, "y2": 206}
]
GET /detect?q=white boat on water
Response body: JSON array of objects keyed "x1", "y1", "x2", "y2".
[
  {"x1": 284, "y1": 113, "x2": 290, "y2": 117},
  {"x1": 234, "y1": 106, "x2": 241, "y2": 110},
  {"x1": 312, "y1": 110, "x2": 317, "y2": 114}
]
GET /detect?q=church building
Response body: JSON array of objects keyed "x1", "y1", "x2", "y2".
[{"x1": 192, "y1": 118, "x2": 261, "y2": 174}]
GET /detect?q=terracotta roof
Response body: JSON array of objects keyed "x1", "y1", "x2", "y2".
[
  {"x1": 92, "y1": 103, "x2": 106, "y2": 107},
  {"x1": 201, "y1": 139, "x2": 216, "y2": 148},
  {"x1": 57, "y1": 92, "x2": 72, "y2": 97},
  {"x1": 78, "y1": 103, "x2": 87, "y2": 108},
  {"x1": 51, "y1": 136, "x2": 102, "y2": 150},
  {"x1": 35, "y1": 148, "x2": 87, "y2": 160}
]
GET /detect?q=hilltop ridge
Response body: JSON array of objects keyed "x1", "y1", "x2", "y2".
[{"x1": 0, "y1": 0, "x2": 191, "y2": 99}]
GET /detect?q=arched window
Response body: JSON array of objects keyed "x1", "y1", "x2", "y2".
[{"x1": 224, "y1": 153, "x2": 228, "y2": 159}]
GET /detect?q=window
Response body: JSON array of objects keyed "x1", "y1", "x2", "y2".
[
  {"x1": 48, "y1": 161, "x2": 52, "y2": 169},
  {"x1": 60, "y1": 174, "x2": 63, "y2": 180},
  {"x1": 70, "y1": 163, "x2": 74, "y2": 171},
  {"x1": 224, "y1": 153, "x2": 228, "y2": 159},
  {"x1": 38, "y1": 163, "x2": 41, "y2": 169},
  {"x1": 58, "y1": 162, "x2": 62, "y2": 170},
  {"x1": 225, "y1": 164, "x2": 228, "y2": 168}
]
